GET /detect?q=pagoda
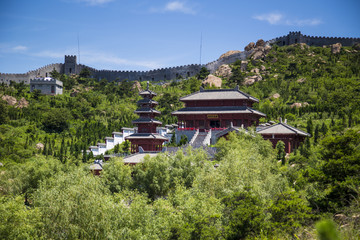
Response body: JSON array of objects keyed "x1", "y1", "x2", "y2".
[{"x1": 125, "y1": 82, "x2": 167, "y2": 153}]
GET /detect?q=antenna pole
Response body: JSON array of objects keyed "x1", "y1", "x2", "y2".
[
  {"x1": 200, "y1": 32, "x2": 202, "y2": 65},
  {"x1": 77, "y1": 32, "x2": 80, "y2": 65}
]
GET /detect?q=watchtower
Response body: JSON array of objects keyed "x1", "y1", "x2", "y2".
[{"x1": 64, "y1": 55, "x2": 77, "y2": 75}]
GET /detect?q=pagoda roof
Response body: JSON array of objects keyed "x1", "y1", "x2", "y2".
[
  {"x1": 172, "y1": 106, "x2": 266, "y2": 117},
  {"x1": 125, "y1": 133, "x2": 168, "y2": 140},
  {"x1": 132, "y1": 117, "x2": 162, "y2": 125},
  {"x1": 256, "y1": 123, "x2": 310, "y2": 136},
  {"x1": 139, "y1": 90, "x2": 157, "y2": 96},
  {"x1": 180, "y1": 86, "x2": 259, "y2": 102},
  {"x1": 134, "y1": 108, "x2": 161, "y2": 114},
  {"x1": 137, "y1": 98, "x2": 158, "y2": 105}
]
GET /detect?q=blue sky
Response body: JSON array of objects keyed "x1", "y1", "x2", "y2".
[{"x1": 0, "y1": 0, "x2": 359, "y2": 73}]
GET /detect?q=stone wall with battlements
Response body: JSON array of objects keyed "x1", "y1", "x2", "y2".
[
  {"x1": 1, "y1": 32, "x2": 359, "y2": 84},
  {"x1": 267, "y1": 31, "x2": 360, "y2": 47}
]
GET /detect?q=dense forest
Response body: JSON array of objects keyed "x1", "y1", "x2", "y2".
[{"x1": 0, "y1": 43, "x2": 359, "y2": 239}]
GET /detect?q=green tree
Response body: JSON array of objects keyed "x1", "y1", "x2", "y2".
[
  {"x1": 196, "y1": 67, "x2": 210, "y2": 80},
  {"x1": 79, "y1": 67, "x2": 91, "y2": 78},
  {"x1": 276, "y1": 140, "x2": 286, "y2": 165},
  {"x1": 0, "y1": 100, "x2": 9, "y2": 124},
  {"x1": 222, "y1": 190, "x2": 268, "y2": 239},
  {"x1": 50, "y1": 68, "x2": 60, "y2": 79},
  {"x1": 42, "y1": 108, "x2": 72, "y2": 133},
  {"x1": 102, "y1": 159, "x2": 133, "y2": 193}
]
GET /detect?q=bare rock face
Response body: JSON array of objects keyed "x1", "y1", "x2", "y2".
[
  {"x1": 291, "y1": 102, "x2": 308, "y2": 108},
  {"x1": 251, "y1": 68, "x2": 260, "y2": 74},
  {"x1": 70, "y1": 89, "x2": 80, "y2": 97},
  {"x1": 251, "y1": 50, "x2": 264, "y2": 60},
  {"x1": 299, "y1": 43, "x2": 309, "y2": 50},
  {"x1": 215, "y1": 64, "x2": 232, "y2": 78},
  {"x1": 202, "y1": 74, "x2": 222, "y2": 88},
  {"x1": 244, "y1": 42, "x2": 255, "y2": 51},
  {"x1": 132, "y1": 81, "x2": 142, "y2": 92},
  {"x1": 297, "y1": 78, "x2": 306, "y2": 83},
  {"x1": 1, "y1": 95, "x2": 17, "y2": 106},
  {"x1": 331, "y1": 43, "x2": 342, "y2": 54},
  {"x1": 291, "y1": 102, "x2": 302, "y2": 108},
  {"x1": 272, "y1": 93, "x2": 280, "y2": 99},
  {"x1": 219, "y1": 50, "x2": 241, "y2": 59},
  {"x1": 244, "y1": 75, "x2": 262, "y2": 85},
  {"x1": 36, "y1": 143, "x2": 44, "y2": 150},
  {"x1": 241, "y1": 61, "x2": 248, "y2": 71},
  {"x1": 255, "y1": 39, "x2": 265, "y2": 48},
  {"x1": 16, "y1": 97, "x2": 29, "y2": 109},
  {"x1": 353, "y1": 43, "x2": 360, "y2": 51}
]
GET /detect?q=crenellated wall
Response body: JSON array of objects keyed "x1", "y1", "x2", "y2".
[
  {"x1": 267, "y1": 31, "x2": 360, "y2": 47},
  {"x1": 1, "y1": 31, "x2": 359, "y2": 84}
]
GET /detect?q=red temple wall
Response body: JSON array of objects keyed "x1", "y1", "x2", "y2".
[
  {"x1": 176, "y1": 113, "x2": 261, "y2": 129},
  {"x1": 261, "y1": 134, "x2": 306, "y2": 153}
]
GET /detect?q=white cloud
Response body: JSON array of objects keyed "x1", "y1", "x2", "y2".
[
  {"x1": 253, "y1": 13, "x2": 283, "y2": 25},
  {"x1": 151, "y1": 1, "x2": 196, "y2": 15},
  {"x1": 12, "y1": 45, "x2": 28, "y2": 52},
  {"x1": 76, "y1": 0, "x2": 114, "y2": 6},
  {"x1": 253, "y1": 12, "x2": 322, "y2": 26}
]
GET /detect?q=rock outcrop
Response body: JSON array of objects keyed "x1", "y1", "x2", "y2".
[
  {"x1": 132, "y1": 81, "x2": 142, "y2": 92},
  {"x1": 1, "y1": 95, "x2": 17, "y2": 106},
  {"x1": 244, "y1": 42, "x2": 255, "y2": 51},
  {"x1": 240, "y1": 61, "x2": 248, "y2": 71},
  {"x1": 331, "y1": 43, "x2": 342, "y2": 54},
  {"x1": 255, "y1": 39, "x2": 265, "y2": 48},
  {"x1": 16, "y1": 98, "x2": 29, "y2": 108},
  {"x1": 244, "y1": 75, "x2": 262, "y2": 85},
  {"x1": 215, "y1": 64, "x2": 232, "y2": 78},
  {"x1": 219, "y1": 50, "x2": 241, "y2": 59},
  {"x1": 202, "y1": 74, "x2": 222, "y2": 88}
]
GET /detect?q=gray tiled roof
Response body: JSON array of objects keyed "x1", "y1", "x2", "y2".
[
  {"x1": 125, "y1": 133, "x2": 168, "y2": 140},
  {"x1": 134, "y1": 108, "x2": 161, "y2": 114},
  {"x1": 137, "y1": 98, "x2": 158, "y2": 105},
  {"x1": 256, "y1": 123, "x2": 310, "y2": 136},
  {"x1": 139, "y1": 90, "x2": 157, "y2": 96},
  {"x1": 172, "y1": 106, "x2": 266, "y2": 117},
  {"x1": 132, "y1": 118, "x2": 162, "y2": 125},
  {"x1": 180, "y1": 86, "x2": 259, "y2": 102}
]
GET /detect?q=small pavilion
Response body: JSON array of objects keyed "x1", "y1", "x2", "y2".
[{"x1": 257, "y1": 122, "x2": 310, "y2": 153}]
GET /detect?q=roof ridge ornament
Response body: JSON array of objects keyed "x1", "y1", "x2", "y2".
[
  {"x1": 146, "y1": 81, "x2": 149, "y2": 91},
  {"x1": 234, "y1": 85, "x2": 239, "y2": 91},
  {"x1": 200, "y1": 86, "x2": 204, "y2": 92}
]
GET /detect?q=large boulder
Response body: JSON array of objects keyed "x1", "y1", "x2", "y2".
[
  {"x1": 241, "y1": 61, "x2": 248, "y2": 71},
  {"x1": 255, "y1": 39, "x2": 266, "y2": 48},
  {"x1": 132, "y1": 81, "x2": 142, "y2": 92},
  {"x1": 244, "y1": 75, "x2": 262, "y2": 85},
  {"x1": 331, "y1": 43, "x2": 342, "y2": 54},
  {"x1": 16, "y1": 97, "x2": 29, "y2": 109},
  {"x1": 215, "y1": 64, "x2": 232, "y2": 78},
  {"x1": 202, "y1": 74, "x2": 222, "y2": 88},
  {"x1": 219, "y1": 50, "x2": 241, "y2": 59},
  {"x1": 1, "y1": 95, "x2": 17, "y2": 106},
  {"x1": 244, "y1": 42, "x2": 255, "y2": 51}
]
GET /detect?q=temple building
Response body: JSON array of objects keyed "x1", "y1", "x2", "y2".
[
  {"x1": 125, "y1": 83, "x2": 167, "y2": 153},
  {"x1": 172, "y1": 86, "x2": 266, "y2": 130},
  {"x1": 257, "y1": 121, "x2": 311, "y2": 153}
]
